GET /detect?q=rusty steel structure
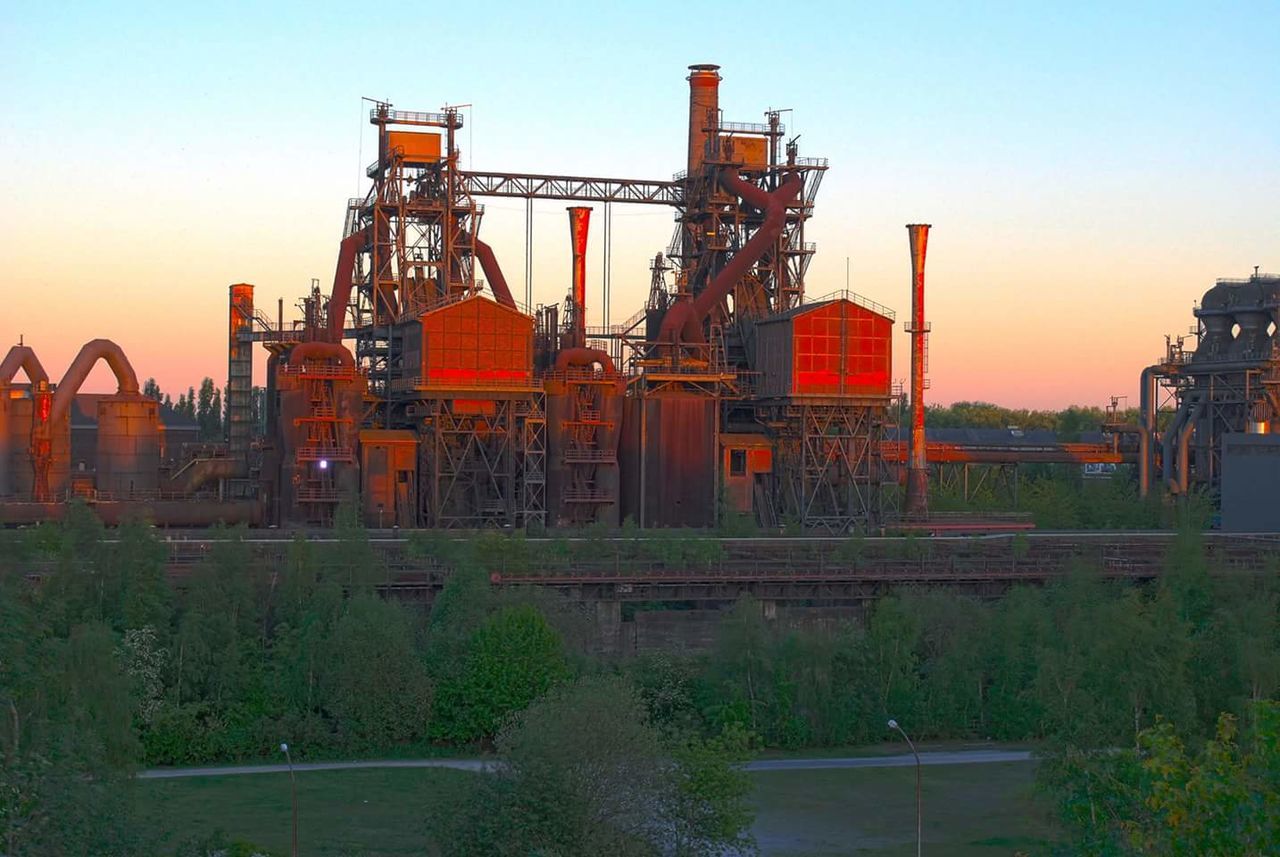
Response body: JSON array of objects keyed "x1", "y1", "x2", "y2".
[
  {"x1": 9, "y1": 60, "x2": 1225, "y2": 534},
  {"x1": 1139, "y1": 270, "x2": 1280, "y2": 501}
]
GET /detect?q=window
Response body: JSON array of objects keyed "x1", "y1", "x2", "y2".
[{"x1": 729, "y1": 448, "x2": 747, "y2": 477}]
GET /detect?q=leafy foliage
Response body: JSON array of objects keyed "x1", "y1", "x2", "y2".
[{"x1": 432, "y1": 675, "x2": 757, "y2": 857}]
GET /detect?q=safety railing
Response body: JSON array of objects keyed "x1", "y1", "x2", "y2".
[
  {"x1": 719, "y1": 120, "x2": 781, "y2": 135},
  {"x1": 563, "y1": 449, "x2": 617, "y2": 463},
  {"x1": 805, "y1": 288, "x2": 897, "y2": 321},
  {"x1": 370, "y1": 108, "x2": 463, "y2": 128}
]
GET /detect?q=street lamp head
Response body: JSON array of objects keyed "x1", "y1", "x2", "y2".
[
  {"x1": 887, "y1": 719, "x2": 898, "y2": 730},
  {"x1": 280, "y1": 742, "x2": 289, "y2": 753}
]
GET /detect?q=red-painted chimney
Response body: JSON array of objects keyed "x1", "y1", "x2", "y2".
[
  {"x1": 567, "y1": 206, "x2": 592, "y2": 348},
  {"x1": 905, "y1": 224, "x2": 931, "y2": 517}
]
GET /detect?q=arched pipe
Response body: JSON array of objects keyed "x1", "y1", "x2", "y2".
[
  {"x1": 0, "y1": 346, "x2": 49, "y2": 388},
  {"x1": 49, "y1": 339, "x2": 140, "y2": 426}
]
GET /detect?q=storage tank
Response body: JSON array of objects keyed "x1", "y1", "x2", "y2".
[
  {"x1": 1228, "y1": 282, "x2": 1269, "y2": 359},
  {"x1": 3, "y1": 394, "x2": 70, "y2": 499},
  {"x1": 95, "y1": 395, "x2": 160, "y2": 496},
  {"x1": 1194, "y1": 283, "x2": 1235, "y2": 360}
]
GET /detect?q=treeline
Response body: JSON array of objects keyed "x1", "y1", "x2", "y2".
[
  {"x1": 925, "y1": 400, "x2": 1139, "y2": 437},
  {"x1": 927, "y1": 469, "x2": 1215, "y2": 530},
  {"x1": 141, "y1": 377, "x2": 267, "y2": 441},
  {"x1": 2, "y1": 507, "x2": 1277, "y2": 853},
  {"x1": 0, "y1": 505, "x2": 755, "y2": 854}
]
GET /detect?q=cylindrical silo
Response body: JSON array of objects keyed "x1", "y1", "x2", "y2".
[{"x1": 96, "y1": 396, "x2": 160, "y2": 497}]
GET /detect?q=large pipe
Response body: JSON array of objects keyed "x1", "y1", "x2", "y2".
[
  {"x1": 1176, "y1": 396, "x2": 1206, "y2": 496},
  {"x1": 1167, "y1": 396, "x2": 1192, "y2": 496},
  {"x1": 462, "y1": 231, "x2": 517, "y2": 310},
  {"x1": 658, "y1": 172, "x2": 803, "y2": 344},
  {"x1": 905, "y1": 224, "x2": 932, "y2": 517},
  {"x1": 327, "y1": 228, "x2": 368, "y2": 342},
  {"x1": 49, "y1": 339, "x2": 140, "y2": 427},
  {"x1": 554, "y1": 346, "x2": 616, "y2": 375},
  {"x1": 0, "y1": 346, "x2": 50, "y2": 388},
  {"x1": 686, "y1": 64, "x2": 721, "y2": 179},
  {"x1": 567, "y1": 206, "x2": 592, "y2": 348},
  {"x1": 1137, "y1": 365, "x2": 1161, "y2": 497}
]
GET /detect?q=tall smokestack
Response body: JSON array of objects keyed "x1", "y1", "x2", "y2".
[
  {"x1": 567, "y1": 206, "x2": 592, "y2": 348},
  {"x1": 227, "y1": 283, "x2": 254, "y2": 469},
  {"x1": 686, "y1": 64, "x2": 721, "y2": 179},
  {"x1": 905, "y1": 224, "x2": 931, "y2": 517}
]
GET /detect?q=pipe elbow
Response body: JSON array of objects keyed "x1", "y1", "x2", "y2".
[{"x1": 554, "y1": 347, "x2": 616, "y2": 374}]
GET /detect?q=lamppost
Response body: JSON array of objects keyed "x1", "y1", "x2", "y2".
[
  {"x1": 888, "y1": 719, "x2": 922, "y2": 857},
  {"x1": 280, "y1": 742, "x2": 298, "y2": 857}
]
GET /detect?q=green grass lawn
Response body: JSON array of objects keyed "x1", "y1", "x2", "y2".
[
  {"x1": 138, "y1": 767, "x2": 474, "y2": 856},
  {"x1": 751, "y1": 762, "x2": 1058, "y2": 856},
  {"x1": 137, "y1": 760, "x2": 1059, "y2": 856}
]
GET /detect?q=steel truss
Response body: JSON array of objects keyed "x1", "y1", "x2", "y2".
[
  {"x1": 768, "y1": 401, "x2": 887, "y2": 533},
  {"x1": 419, "y1": 394, "x2": 545, "y2": 529},
  {"x1": 1179, "y1": 366, "x2": 1270, "y2": 495},
  {"x1": 458, "y1": 171, "x2": 681, "y2": 205},
  {"x1": 351, "y1": 106, "x2": 482, "y2": 416}
]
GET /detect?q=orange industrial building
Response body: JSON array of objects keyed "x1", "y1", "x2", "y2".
[{"x1": 1, "y1": 63, "x2": 1137, "y2": 532}]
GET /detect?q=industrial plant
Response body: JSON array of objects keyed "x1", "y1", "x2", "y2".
[{"x1": 1, "y1": 64, "x2": 1271, "y2": 532}]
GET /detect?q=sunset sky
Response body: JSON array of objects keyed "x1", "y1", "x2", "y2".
[{"x1": 2, "y1": 1, "x2": 1276, "y2": 408}]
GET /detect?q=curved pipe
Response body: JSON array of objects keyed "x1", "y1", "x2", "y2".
[
  {"x1": 658, "y1": 171, "x2": 803, "y2": 344},
  {"x1": 50, "y1": 339, "x2": 140, "y2": 426},
  {"x1": 1137, "y1": 365, "x2": 1160, "y2": 497},
  {"x1": 288, "y1": 341, "x2": 355, "y2": 368},
  {"x1": 463, "y1": 232, "x2": 517, "y2": 309},
  {"x1": 1161, "y1": 398, "x2": 1190, "y2": 494},
  {"x1": 327, "y1": 228, "x2": 369, "y2": 342},
  {"x1": 1162, "y1": 392, "x2": 1204, "y2": 495},
  {"x1": 1176, "y1": 397, "x2": 1205, "y2": 496},
  {"x1": 0, "y1": 346, "x2": 49, "y2": 387},
  {"x1": 554, "y1": 346, "x2": 616, "y2": 374}
]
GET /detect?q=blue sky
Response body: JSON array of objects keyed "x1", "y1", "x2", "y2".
[{"x1": 2, "y1": 1, "x2": 1276, "y2": 406}]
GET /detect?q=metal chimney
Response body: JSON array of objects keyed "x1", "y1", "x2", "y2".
[
  {"x1": 686, "y1": 64, "x2": 721, "y2": 179},
  {"x1": 567, "y1": 206, "x2": 592, "y2": 348},
  {"x1": 905, "y1": 224, "x2": 931, "y2": 517}
]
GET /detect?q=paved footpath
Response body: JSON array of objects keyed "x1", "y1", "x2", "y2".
[{"x1": 139, "y1": 749, "x2": 1034, "y2": 780}]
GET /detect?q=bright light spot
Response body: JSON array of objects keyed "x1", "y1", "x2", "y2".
[
  {"x1": 887, "y1": 719, "x2": 898, "y2": 730},
  {"x1": 319, "y1": 459, "x2": 329, "y2": 470}
]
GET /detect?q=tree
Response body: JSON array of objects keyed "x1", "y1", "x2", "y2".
[
  {"x1": 195, "y1": 378, "x2": 221, "y2": 441},
  {"x1": 142, "y1": 378, "x2": 162, "y2": 402},
  {"x1": 431, "y1": 604, "x2": 570, "y2": 743},
  {"x1": 1043, "y1": 702, "x2": 1280, "y2": 855},
  {"x1": 432, "y1": 675, "x2": 757, "y2": 857},
  {"x1": 319, "y1": 594, "x2": 431, "y2": 750}
]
